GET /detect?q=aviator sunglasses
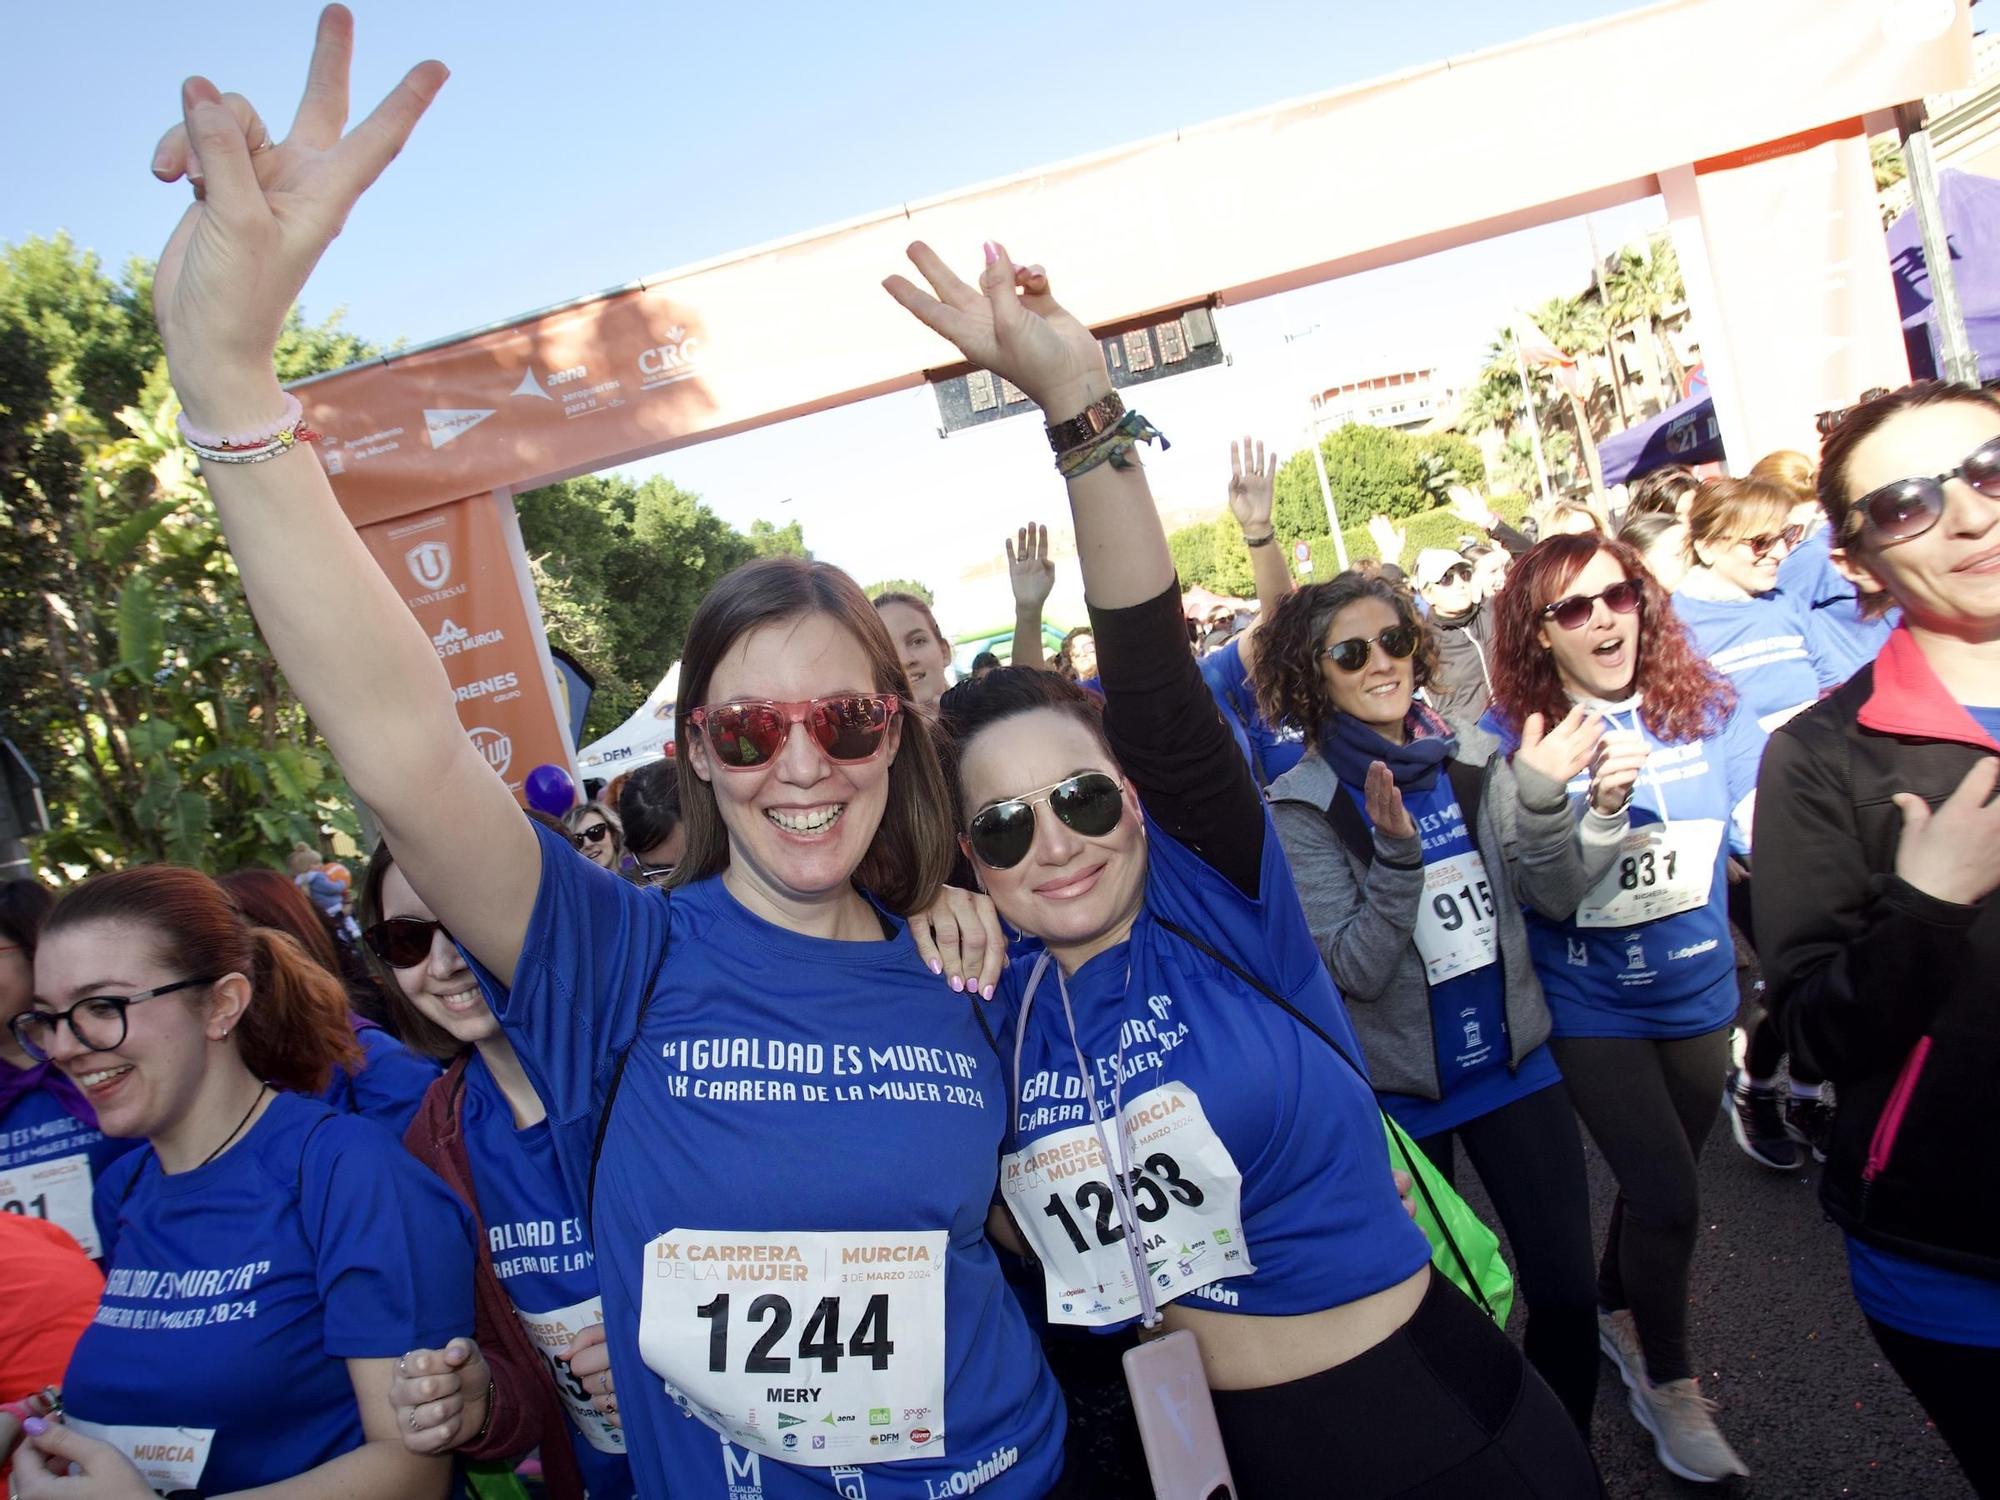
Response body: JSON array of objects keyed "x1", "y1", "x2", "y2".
[
  {"x1": 1323, "y1": 625, "x2": 1420, "y2": 673},
  {"x1": 364, "y1": 916, "x2": 452, "y2": 969},
  {"x1": 1540, "y1": 578, "x2": 1644, "y2": 631},
  {"x1": 689, "y1": 693, "x2": 900, "y2": 771},
  {"x1": 1851, "y1": 436, "x2": 2000, "y2": 544},
  {"x1": 965, "y1": 771, "x2": 1126, "y2": 871}
]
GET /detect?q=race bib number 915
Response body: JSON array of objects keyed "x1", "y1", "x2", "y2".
[{"x1": 638, "y1": 1228, "x2": 946, "y2": 1467}]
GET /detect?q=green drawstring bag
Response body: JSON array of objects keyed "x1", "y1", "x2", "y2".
[{"x1": 1383, "y1": 1113, "x2": 1514, "y2": 1328}]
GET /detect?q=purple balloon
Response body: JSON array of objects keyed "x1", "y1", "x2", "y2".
[{"x1": 523, "y1": 762, "x2": 577, "y2": 817}]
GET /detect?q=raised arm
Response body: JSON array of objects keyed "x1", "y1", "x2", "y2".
[
  {"x1": 147, "y1": 7, "x2": 536, "y2": 982},
  {"x1": 1227, "y1": 436, "x2": 1290, "y2": 681},
  {"x1": 883, "y1": 243, "x2": 1264, "y2": 893},
  {"x1": 1005, "y1": 521, "x2": 1055, "y2": 670}
]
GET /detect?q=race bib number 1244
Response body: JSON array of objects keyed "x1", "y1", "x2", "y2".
[{"x1": 637, "y1": 1228, "x2": 947, "y2": 1467}]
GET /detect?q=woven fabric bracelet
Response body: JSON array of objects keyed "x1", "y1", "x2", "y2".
[
  {"x1": 186, "y1": 422, "x2": 321, "y2": 465},
  {"x1": 177, "y1": 392, "x2": 303, "y2": 450},
  {"x1": 1056, "y1": 410, "x2": 1169, "y2": 480}
]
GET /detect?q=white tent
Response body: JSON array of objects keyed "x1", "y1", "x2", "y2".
[{"x1": 578, "y1": 662, "x2": 678, "y2": 779}]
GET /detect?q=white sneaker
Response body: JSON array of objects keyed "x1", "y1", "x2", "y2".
[
  {"x1": 1628, "y1": 1376, "x2": 1750, "y2": 1483},
  {"x1": 1597, "y1": 1307, "x2": 1646, "y2": 1395}
]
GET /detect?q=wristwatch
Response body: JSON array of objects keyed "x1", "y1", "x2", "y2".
[{"x1": 1044, "y1": 392, "x2": 1125, "y2": 455}]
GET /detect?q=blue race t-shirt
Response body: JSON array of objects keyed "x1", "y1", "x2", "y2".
[
  {"x1": 1845, "y1": 1236, "x2": 2000, "y2": 1347},
  {"x1": 1778, "y1": 527, "x2": 1896, "y2": 687},
  {"x1": 1967, "y1": 706, "x2": 2000, "y2": 745},
  {"x1": 0, "y1": 1080, "x2": 142, "y2": 1260},
  {"x1": 1489, "y1": 699, "x2": 1764, "y2": 1040},
  {"x1": 467, "y1": 823, "x2": 1065, "y2": 1500},
  {"x1": 1357, "y1": 780, "x2": 1562, "y2": 1139},
  {"x1": 316, "y1": 1019, "x2": 441, "y2": 1137},
  {"x1": 460, "y1": 1051, "x2": 634, "y2": 1500},
  {"x1": 1670, "y1": 589, "x2": 1823, "y2": 738},
  {"x1": 998, "y1": 805, "x2": 1431, "y2": 1324},
  {"x1": 64, "y1": 1091, "x2": 473, "y2": 1495},
  {"x1": 1199, "y1": 638, "x2": 1307, "y2": 787}
]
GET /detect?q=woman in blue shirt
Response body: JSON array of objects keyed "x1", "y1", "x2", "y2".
[
  {"x1": 136, "y1": 21, "x2": 1068, "y2": 1496},
  {"x1": 361, "y1": 837, "x2": 634, "y2": 1500},
  {"x1": 1, "y1": 880, "x2": 141, "y2": 1263},
  {"x1": 1671, "y1": 475, "x2": 1835, "y2": 1171},
  {"x1": 1485, "y1": 533, "x2": 1764, "y2": 1485},
  {"x1": 9, "y1": 865, "x2": 474, "y2": 1498},
  {"x1": 1255, "y1": 570, "x2": 1598, "y2": 1434},
  {"x1": 897, "y1": 244, "x2": 1599, "y2": 1497}
]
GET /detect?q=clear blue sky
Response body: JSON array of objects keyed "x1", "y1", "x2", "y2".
[{"x1": 3, "y1": 0, "x2": 1981, "y2": 640}]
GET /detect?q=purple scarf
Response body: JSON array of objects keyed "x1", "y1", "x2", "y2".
[{"x1": 0, "y1": 1058, "x2": 99, "y2": 1129}]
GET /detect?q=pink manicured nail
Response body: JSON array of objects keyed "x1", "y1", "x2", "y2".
[
  {"x1": 983, "y1": 241, "x2": 998, "y2": 266},
  {"x1": 981, "y1": 984, "x2": 994, "y2": 1001},
  {"x1": 927, "y1": 959, "x2": 942, "y2": 975},
  {"x1": 23, "y1": 1416, "x2": 47, "y2": 1436},
  {"x1": 949, "y1": 975, "x2": 964, "y2": 992}
]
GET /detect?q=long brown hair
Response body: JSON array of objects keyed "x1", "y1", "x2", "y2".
[
  {"x1": 672, "y1": 558, "x2": 955, "y2": 914},
  {"x1": 355, "y1": 840, "x2": 462, "y2": 1062},
  {"x1": 1488, "y1": 534, "x2": 1733, "y2": 746},
  {"x1": 1250, "y1": 571, "x2": 1439, "y2": 738},
  {"x1": 42, "y1": 867, "x2": 362, "y2": 1093}
]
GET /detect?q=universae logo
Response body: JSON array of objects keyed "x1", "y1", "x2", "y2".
[{"x1": 405, "y1": 542, "x2": 452, "y2": 591}]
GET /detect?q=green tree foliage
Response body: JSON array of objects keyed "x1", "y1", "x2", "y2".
[
  {"x1": 2, "y1": 237, "x2": 366, "y2": 874},
  {"x1": 516, "y1": 473, "x2": 788, "y2": 743},
  {"x1": 862, "y1": 578, "x2": 934, "y2": 605},
  {"x1": 1164, "y1": 518, "x2": 1254, "y2": 599}
]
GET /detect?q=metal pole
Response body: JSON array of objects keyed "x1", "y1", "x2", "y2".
[
  {"x1": 1307, "y1": 420, "x2": 1351, "y2": 572},
  {"x1": 1900, "y1": 119, "x2": 1981, "y2": 386},
  {"x1": 1513, "y1": 333, "x2": 1554, "y2": 504}
]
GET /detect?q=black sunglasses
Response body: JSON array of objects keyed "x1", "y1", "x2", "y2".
[
  {"x1": 1322, "y1": 625, "x2": 1420, "y2": 673},
  {"x1": 964, "y1": 771, "x2": 1125, "y2": 871},
  {"x1": 1541, "y1": 578, "x2": 1644, "y2": 631},
  {"x1": 1851, "y1": 437, "x2": 2000, "y2": 544},
  {"x1": 363, "y1": 916, "x2": 452, "y2": 969},
  {"x1": 1439, "y1": 564, "x2": 1474, "y2": 586},
  {"x1": 573, "y1": 822, "x2": 612, "y2": 846},
  {"x1": 633, "y1": 860, "x2": 675, "y2": 886},
  {"x1": 9, "y1": 975, "x2": 219, "y2": 1063}
]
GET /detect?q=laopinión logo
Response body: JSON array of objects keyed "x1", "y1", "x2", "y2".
[{"x1": 467, "y1": 726, "x2": 514, "y2": 780}]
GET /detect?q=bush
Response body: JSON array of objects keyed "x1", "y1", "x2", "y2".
[{"x1": 1339, "y1": 493, "x2": 1531, "y2": 571}]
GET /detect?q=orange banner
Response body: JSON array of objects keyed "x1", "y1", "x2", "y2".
[{"x1": 355, "y1": 492, "x2": 573, "y2": 795}]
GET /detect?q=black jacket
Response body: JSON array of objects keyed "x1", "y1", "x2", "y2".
[{"x1": 1756, "y1": 629, "x2": 2000, "y2": 1280}]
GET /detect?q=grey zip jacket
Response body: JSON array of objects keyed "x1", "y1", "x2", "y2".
[{"x1": 1267, "y1": 749, "x2": 1570, "y2": 1101}]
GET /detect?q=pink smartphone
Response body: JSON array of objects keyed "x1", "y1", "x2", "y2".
[{"x1": 1122, "y1": 1329, "x2": 1237, "y2": 1500}]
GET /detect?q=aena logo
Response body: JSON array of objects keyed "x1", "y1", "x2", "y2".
[
  {"x1": 406, "y1": 542, "x2": 452, "y2": 591},
  {"x1": 468, "y1": 726, "x2": 513, "y2": 780}
]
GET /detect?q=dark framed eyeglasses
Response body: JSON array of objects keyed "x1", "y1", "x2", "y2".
[
  {"x1": 1322, "y1": 625, "x2": 1421, "y2": 673},
  {"x1": 964, "y1": 771, "x2": 1126, "y2": 871},
  {"x1": 363, "y1": 916, "x2": 452, "y2": 969},
  {"x1": 633, "y1": 860, "x2": 675, "y2": 887},
  {"x1": 1735, "y1": 525, "x2": 1804, "y2": 559},
  {"x1": 573, "y1": 822, "x2": 612, "y2": 847},
  {"x1": 1851, "y1": 436, "x2": 2000, "y2": 545},
  {"x1": 1541, "y1": 578, "x2": 1644, "y2": 631},
  {"x1": 9, "y1": 975, "x2": 219, "y2": 1063},
  {"x1": 689, "y1": 693, "x2": 900, "y2": 771}
]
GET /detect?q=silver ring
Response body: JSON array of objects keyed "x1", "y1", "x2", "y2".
[
  {"x1": 408, "y1": 1407, "x2": 422, "y2": 1432},
  {"x1": 250, "y1": 137, "x2": 275, "y2": 154},
  {"x1": 597, "y1": 1370, "x2": 609, "y2": 1394}
]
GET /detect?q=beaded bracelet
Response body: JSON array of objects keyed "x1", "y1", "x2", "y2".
[
  {"x1": 1056, "y1": 409, "x2": 1169, "y2": 480},
  {"x1": 177, "y1": 392, "x2": 302, "y2": 450}
]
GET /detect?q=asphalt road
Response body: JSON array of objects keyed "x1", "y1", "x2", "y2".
[{"x1": 1455, "y1": 1065, "x2": 1974, "y2": 1500}]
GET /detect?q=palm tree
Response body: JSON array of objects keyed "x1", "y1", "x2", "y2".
[
  {"x1": 1602, "y1": 236, "x2": 1688, "y2": 402},
  {"x1": 1528, "y1": 295, "x2": 1606, "y2": 492}
]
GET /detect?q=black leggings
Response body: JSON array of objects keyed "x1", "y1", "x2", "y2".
[
  {"x1": 1209, "y1": 1269, "x2": 1603, "y2": 1498},
  {"x1": 1413, "y1": 1083, "x2": 1600, "y2": 1433},
  {"x1": 1866, "y1": 1319, "x2": 2000, "y2": 1498},
  {"x1": 1549, "y1": 1028, "x2": 1731, "y2": 1385}
]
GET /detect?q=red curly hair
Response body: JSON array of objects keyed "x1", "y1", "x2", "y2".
[{"x1": 1489, "y1": 534, "x2": 1733, "y2": 746}]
